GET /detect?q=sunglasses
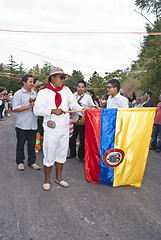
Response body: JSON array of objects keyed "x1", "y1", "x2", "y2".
[
  {"x1": 107, "y1": 85, "x2": 113, "y2": 89},
  {"x1": 60, "y1": 76, "x2": 66, "y2": 80}
]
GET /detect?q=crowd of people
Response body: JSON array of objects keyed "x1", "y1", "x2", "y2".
[
  {"x1": 1, "y1": 67, "x2": 160, "y2": 190},
  {"x1": 0, "y1": 89, "x2": 13, "y2": 121}
]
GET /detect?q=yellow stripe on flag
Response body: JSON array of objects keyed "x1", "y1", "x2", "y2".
[{"x1": 113, "y1": 108, "x2": 156, "y2": 187}]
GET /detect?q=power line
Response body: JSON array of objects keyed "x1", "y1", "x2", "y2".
[{"x1": 0, "y1": 29, "x2": 161, "y2": 35}]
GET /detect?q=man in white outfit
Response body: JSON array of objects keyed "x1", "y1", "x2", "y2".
[
  {"x1": 106, "y1": 78, "x2": 129, "y2": 108},
  {"x1": 33, "y1": 67, "x2": 83, "y2": 190}
]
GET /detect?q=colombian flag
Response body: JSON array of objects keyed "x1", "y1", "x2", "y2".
[{"x1": 85, "y1": 108, "x2": 156, "y2": 187}]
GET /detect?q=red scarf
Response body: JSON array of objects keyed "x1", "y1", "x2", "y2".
[{"x1": 46, "y1": 83, "x2": 64, "y2": 109}]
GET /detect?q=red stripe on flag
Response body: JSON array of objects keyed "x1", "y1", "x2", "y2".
[{"x1": 85, "y1": 109, "x2": 101, "y2": 183}]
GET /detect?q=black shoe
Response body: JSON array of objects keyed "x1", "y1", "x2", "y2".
[
  {"x1": 155, "y1": 149, "x2": 161, "y2": 153},
  {"x1": 79, "y1": 158, "x2": 84, "y2": 163},
  {"x1": 149, "y1": 147, "x2": 156, "y2": 150},
  {"x1": 66, "y1": 155, "x2": 76, "y2": 159}
]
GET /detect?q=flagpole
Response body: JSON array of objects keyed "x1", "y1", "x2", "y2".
[{"x1": 64, "y1": 110, "x2": 85, "y2": 113}]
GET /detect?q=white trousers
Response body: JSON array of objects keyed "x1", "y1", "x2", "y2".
[{"x1": 43, "y1": 127, "x2": 69, "y2": 167}]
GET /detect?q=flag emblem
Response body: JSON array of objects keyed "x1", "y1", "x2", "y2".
[{"x1": 103, "y1": 148, "x2": 124, "y2": 168}]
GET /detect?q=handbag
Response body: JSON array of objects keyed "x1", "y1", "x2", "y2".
[
  {"x1": 75, "y1": 104, "x2": 90, "y2": 125},
  {"x1": 71, "y1": 94, "x2": 85, "y2": 124}
]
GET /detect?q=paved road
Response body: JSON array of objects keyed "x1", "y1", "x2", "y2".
[{"x1": 0, "y1": 114, "x2": 161, "y2": 240}]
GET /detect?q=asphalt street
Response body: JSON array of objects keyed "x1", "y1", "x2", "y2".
[{"x1": 0, "y1": 113, "x2": 161, "y2": 240}]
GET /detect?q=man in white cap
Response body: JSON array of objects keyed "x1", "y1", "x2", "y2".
[{"x1": 33, "y1": 67, "x2": 83, "y2": 190}]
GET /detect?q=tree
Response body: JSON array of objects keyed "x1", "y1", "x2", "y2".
[
  {"x1": 40, "y1": 62, "x2": 53, "y2": 76},
  {"x1": 64, "y1": 70, "x2": 84, "y2": 92},
  {"x1": 28, "y1": 62, "x2": 53, "y2": 82},
  {"x1": 0, "y1": 75, "x2": 21, "y2": 93},
  {"x1": 30, "y1": 64, "x2": 40, "y2": 76},
  {"x1": 39, "y1": 62, "x2": 53, "y2": 82},
  {"x1": 7, "y1": 55, "x2": 19, "y2": 73},
  {"x1": 87, "y1": 71, "x2": 107, "y2": 96},
  {"x1": 135, "y1": 0, "x2": 161, "y2": 30},
  {"x1": 18, "y1": 62, "x2": 26, "y2": 74},
  {"x1": 0, "y1": 64, "x2": 4, "y2": 73},
  {"x1": 134, "y1": 1, "x2": 161, "y2": 104},
  {"x1": 136, "y1": 27, "x2": 161, "y2": 102},
  {"x1": 135, "y1": 0, "x2": 161, "y2": 19},
  {"x1": 0, "y1": 56, "x2": 24, "y2": 93},
  {"x1": 104, "y1": 69, "x2": 128, "y2": 84}
]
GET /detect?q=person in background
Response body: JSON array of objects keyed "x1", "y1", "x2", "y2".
[
  {"x1": 106, "y1": 78, "x2": 129, "y2": 108},
  {"x1": 13, "y1": 75, "x2": 41, "y2": 171},
  {"x1": 0, "y1": 89, "x2": 6, "y2": 121},
  {"x1": 100, "y1": 94, "x2": 108, "y2": 108},
  {"x1": 119, "y1": 89, "x2": 124, "y2": 96},
  {"x1": 100, "y1": 95, "x2": 106, "y2": 108},
  {"x1": 32, "y1": 78, "x2": 39, "y2": 93},
  {"x1": 142, "y1": 92, "x2": 153, "y2": 107},
  {"x1": 96, "y1": 95, "x2": 100, "y2": 102},
  {"x1": 130, "y1": 92, "x2": 136, "y2": 108},
  {"x1": 149, "y1": 94, "x2": 161, "y2": 152},
  {"x1": 8, "y1": 91, "x2": 13, "y2": 116},
  {"x1": 87, "y1": 89, "x2": 100, "y2": 108},
  {"x1": 134, "y1": 97, "x2": 141, "y2": 108},
  {"x1": 4, "y1": 91, "x2": 9, "y2": 117},
  {"x1": 67, "y1": 80, "x2": 95, "y2": 162},
  {"x1": 125, "y1": 93, "x2": 132, "y2": 104},
  {"x1": 36, "y1": 82, "x2": 45, "y2": 91},
  {"x1": 34, "y1": 82, "x2": 45, "y2": 153}
]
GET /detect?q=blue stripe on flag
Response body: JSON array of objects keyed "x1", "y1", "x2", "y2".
[{"x1": 99, "y1": 109, "x2": 117, "y2": 185}]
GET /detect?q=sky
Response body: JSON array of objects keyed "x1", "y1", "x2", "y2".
[{"x1": 0, "y1": 0, "x2": 154, "y2": 80}]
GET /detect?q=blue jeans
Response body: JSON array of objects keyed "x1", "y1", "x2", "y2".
[{"x1": 151, "y1": 124, "x2": 161, "y2": 150}]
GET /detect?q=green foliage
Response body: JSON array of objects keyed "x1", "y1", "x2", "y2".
[
  {"x1": 0, "y1": 56, "x2": 24, "y2": 92},
  {"x1": 64, "y1": 70, "x2": 84, "y2": 92},
  {"x1": 135, "y1": 0, "x2": 161, "y2": 19},
  {"x1": 0, "y1": 64, "x2": 4, "y2": 73},
  {"x1": 135, "y1": 19, "x2": 161, "y2": 104},
  {"x1": 86, "y1": 69, "x2": 129, "y2": 97},
  {"x1": 130, "y1": 2, "x2": 161, "y2": 103},
  {"x1": 29, "y1": 62, "x2": 53, "y2": 82},
  {"x1": 18, "y1": 63, "x2": 26, "y2": 74},
  {"x1": 7, "y1": 55, "x2": 19, "y2": 74},
  {"x1": 0, "y1": 75, "x2": 21, "y2": 93},
  {"x1": 105, "y1": 69, "x2": 129, "y2": 85},
  {"x1": 29, "y1": 64, "x2": 40, "y2": 76},
  {"x1": 0, "y1": 57, "x2": 54, "y2": 92},
  {"x1": 40, "y1": 62, "x2": 53, "y2": 75},
  {"x1": 87, "y1": 71, "x2": 107, "y2": 96}
]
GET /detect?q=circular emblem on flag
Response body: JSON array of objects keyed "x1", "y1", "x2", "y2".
[{"x1": 103, "y1": 148, "x2": 124, "y2": 168}]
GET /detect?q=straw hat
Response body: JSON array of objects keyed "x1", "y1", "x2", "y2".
[
  {"x1": 35, "y1": 82, "x2": 45, "y2": 88},
  {"x1": 48, "y1": 66, "x2": 70, "y2": 78}
]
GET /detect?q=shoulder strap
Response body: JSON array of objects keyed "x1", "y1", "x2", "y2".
[{"x1": 77, "y1": 93, "x2": 85, "y2": 105}]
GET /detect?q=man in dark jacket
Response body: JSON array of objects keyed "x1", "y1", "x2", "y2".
[{"x1": 142, "y1": 92, "x2": 153, "y2": 107}]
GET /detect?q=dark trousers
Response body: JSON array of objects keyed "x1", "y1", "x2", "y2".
[
  {"x1": 69, "y1": 124, "x2": 85, "y2": 159},
  {"x1": 0, "y1": 104, "x2": 5, "y2": 119},
  {"x1": 15, "y1": 127, "x2": 37, "y2": 165},
  {"x1": 151, "y1": 124, "x2": 161, "y2": 150}
]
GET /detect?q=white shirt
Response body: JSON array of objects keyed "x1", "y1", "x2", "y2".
[
  {"x1": 106, "y1": 93, "x2": 129, "y2": 108},
  {"x1": 74, "y1": 92, "x2": 96, "y2": 107},
  {"x1": 33, "y1": 86, "x2": 83, "y2": 131}
]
